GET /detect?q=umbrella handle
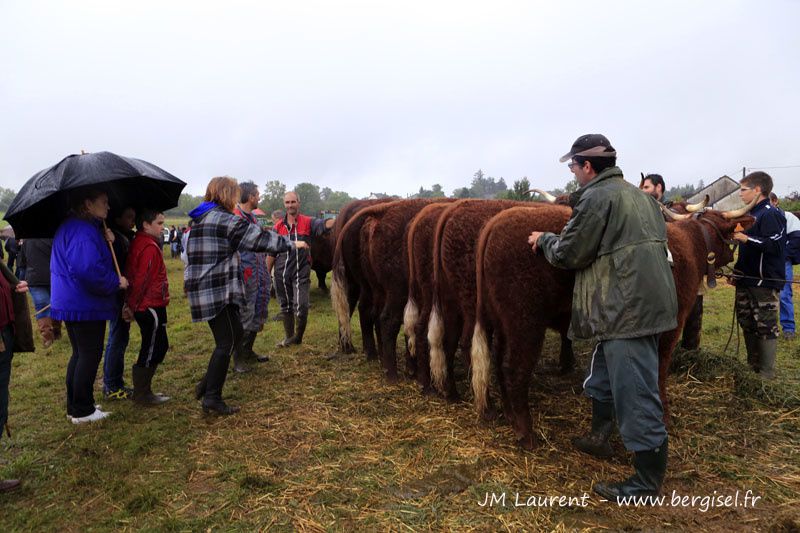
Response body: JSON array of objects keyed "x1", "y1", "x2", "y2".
[{"x1": 102, "y1": 220, "x2": 122, "y2": 279}]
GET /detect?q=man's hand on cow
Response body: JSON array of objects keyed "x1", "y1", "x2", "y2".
[
  {"x1": 295, "y1": 241, "x2": 309, "y2": 250},
  {"x1": 324, "y1": 218, "x2": 335, "y2": 229},
  {"x1": 528, "y1": 231, "x2": 544, "y2": 254},
  {"x1": 732, "y1": 232, "x2": 748, "y2": 243},
  {"x1": 15, "y1": 281, "x2": 28, "y2": 293}
]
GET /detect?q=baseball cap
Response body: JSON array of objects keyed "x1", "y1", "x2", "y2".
[{"x1": 559, "y1": 134, "x2": 617, "y2": 163}]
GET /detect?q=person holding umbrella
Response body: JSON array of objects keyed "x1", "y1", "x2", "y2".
[
  {"x1": 51, "y1": 187, "x2": 128, "y2": 423},
  {"x1": 186, "y1": 176, "x2": 305, "y2": 415}
]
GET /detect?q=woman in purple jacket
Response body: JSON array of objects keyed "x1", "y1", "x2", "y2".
[{"x1": 51, "y1": 188, "x2": 128, "y2": 424}]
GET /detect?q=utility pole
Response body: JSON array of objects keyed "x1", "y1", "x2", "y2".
[{"x1": 742, "y1": 166, "x2": 746, "y2": 179}]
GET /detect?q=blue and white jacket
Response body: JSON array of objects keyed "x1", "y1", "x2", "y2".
[{"x1": 734, "y1": 199, "x2": 786, "y2": 290}]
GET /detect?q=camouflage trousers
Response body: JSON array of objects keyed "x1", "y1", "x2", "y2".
[{"x1": 735, "y1": 286, "x2": 779, "y2": 340}]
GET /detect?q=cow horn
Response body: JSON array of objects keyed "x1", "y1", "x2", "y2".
[
  {"x1": 721, "y1": 195, "x2": 759, "y2": 219},
  {"x1": 685, "y1": 194, "x2": 709, "y2": 213},
  {"x1": 526, "y1": 189, "x2": 557, "y2": 203},
  {"x1": 660, "y1": 204, "x2": 691, "y2": 221}
]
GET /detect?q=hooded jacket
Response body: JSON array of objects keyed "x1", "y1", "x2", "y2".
[
  {"x1": 50, "y1": 217, "x2": 120, "y2": 322},
  {"x1": 537, "y1": 166, "x2": 678, "y2": 342}
]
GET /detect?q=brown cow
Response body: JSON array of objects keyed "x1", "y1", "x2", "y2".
[
  {"x1": 330, "y1": 198, "x2": 394, "y2": 355},
  {"x1": 403, "y1": 202, "x2": 458, "y2": 394},
  {"x1": 471, "y1": 204, "x2": 755, "y2": 449},
  {"x1": 366, "y1": 199, "x2": 454, "y2": 381},
  {"x1": 309, "y1": 230, "x2": 335, "y2": 292},
  {"x1": 426, "y1": 199, "x2": 576, "y2": 405}
]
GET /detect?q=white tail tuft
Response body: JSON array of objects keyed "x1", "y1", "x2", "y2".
[
  {"x1": 330, "y1": 274, "x2": 352, "y2": 349},
  {"x1": 428, "y1": 304, "x2": 447, "y2": 392},
  {"x1": 470, "y1": 321, "x2": 491, "y2": 416},
  {"x1": 403, "y1": 298, "x2": 419, "y2": 357}
]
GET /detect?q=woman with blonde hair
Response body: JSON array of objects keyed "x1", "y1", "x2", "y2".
[{"x1": 185, "y1": 177, "x2": 305, "y2": 415}]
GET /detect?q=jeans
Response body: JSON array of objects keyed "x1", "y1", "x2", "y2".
[
  {"x1": 779, "y1": 261, "x2": 795, "y2": 333},
  {"x1": 29, "y1": 286, "x2": 52, "y2": 319},
  {"x1": 103, "y1": 303, "x2": 130, "y2": 392}
]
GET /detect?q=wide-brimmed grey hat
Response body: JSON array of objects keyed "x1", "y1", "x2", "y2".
[{"x1": 559, "y1": 134, "x2": 617, "y2": 163}]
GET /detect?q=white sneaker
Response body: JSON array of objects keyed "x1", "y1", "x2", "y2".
[{"x1": 71, "y1": 408, "x2": 112, "y2": 424}]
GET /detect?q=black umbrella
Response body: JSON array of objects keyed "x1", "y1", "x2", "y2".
[{"x1": 3, "y1": 151, "x2": 186, "y2": 239}]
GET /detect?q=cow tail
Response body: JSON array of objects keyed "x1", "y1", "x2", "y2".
[
  {"x1": 330, "y1": 257, "x2": 351, "y2": 352},
  {"x1": 471, "y1": 216, "x2": 493, "y2": 417},
  {"x1": 403, "y1": 298, "x2": 419, "y2": 357},
  {"x1": 428, "y1": 203, "x2": 452, "y2": 393},
  {"x1": 428, "y1": 302, "x2": 446, "y2": 391}
]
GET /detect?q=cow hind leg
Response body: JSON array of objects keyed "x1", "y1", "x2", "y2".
[
  {"x1": 358, "y1": 296, "x2": 378, "y2": 361},
  {"x1": 657, "y1": 329, "x2": 681, "y2": 424},
  {"x1": 379, "y1": 298, "x2": 405, "y2": 383},
  {"x1": 414, "y1": 311, "x2": 435, "y2": 395},
  {"x1": 502, "y1": 327, "x2": 545, "y2": 451}
]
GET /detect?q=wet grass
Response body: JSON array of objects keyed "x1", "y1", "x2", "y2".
[{"x1": 0, "y1": 259, "x2": 798, "y2": 531}]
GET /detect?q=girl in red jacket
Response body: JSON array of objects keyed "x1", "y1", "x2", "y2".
[{"x1": 125, "y1": 209, "x2": 170, "y2": 405}]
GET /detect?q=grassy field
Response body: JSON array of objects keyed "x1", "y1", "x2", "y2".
[{"x1": 0, "y1": 257, "x2": 798, "y2": 531}]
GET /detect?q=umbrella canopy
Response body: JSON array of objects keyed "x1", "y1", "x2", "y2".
[{"x1": 3, "y1": 151, "x2": 186, "y2": 238}]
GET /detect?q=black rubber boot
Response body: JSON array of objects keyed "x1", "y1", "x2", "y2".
[
  {"x1": 757, "y1": 338, "x2": 777, "y2": 380},
  {"x1": 292, "y1": 314, "x2": 307, "y2": 345},
  {"x1": 744, "y1": 333, "x2": 760, "y2": 372},
  {"x1": 242, "y1": 330, "x2": 269, "y2": 362},
  {"x1": 194, "y1": 374, "x2": 207, "y2": 401},
  {"x1": 132, "y1": 366, "x2": 170, "y2": 405},
  {"x1": 202, "y1": 348, "x2": 238, "y2": 415},
  {"x1": 594, "y1": 437, "x2": 668, "y2": 500},
  {"x1": 276, "y1": 314, "x2": 295, "y2": 348},
  {"x1": 572, "y1": 399, "x2": 615, "y2": 458},
  {"x1": 232, "y1": 338, "x2": 252, "y2": 374}
]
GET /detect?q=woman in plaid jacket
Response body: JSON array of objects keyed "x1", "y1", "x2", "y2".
[{"x1": 186, "y1": 176, "x2": 307, "y2": 415}]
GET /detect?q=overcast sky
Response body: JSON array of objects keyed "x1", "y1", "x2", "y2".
[{"x1": 2, "y1": 0, "x2": 798, "y2": 199}]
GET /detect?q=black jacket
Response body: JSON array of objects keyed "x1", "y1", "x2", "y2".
[
  {"x1": 21, "y1": 239, "x2": 53, "y2": 287},
  {"x1": 734, "y1": 199, "x2": 786, "y2": 290}
]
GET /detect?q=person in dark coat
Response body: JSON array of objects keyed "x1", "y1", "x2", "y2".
[
  {"x1": 102, "y1": 207, "x2": 136, "y2": 400},
  {"x1": 22, "y1": 238, "x2": 62, "y2": 347},
  {"x1": 4, "y1": 237, "x2": 18, "y2": 271},
  {"x1": 0, "y1": 260, "x2": 31, "y2": 492},
  {"x1": 732, "y1": 173, "x2": 786, "y2": 379},
  {"x1": 51, "y1": 188, "x2": 128, "y2": 424}
]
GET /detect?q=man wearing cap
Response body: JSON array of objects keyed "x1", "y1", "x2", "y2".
[{"x1": 528, "y1": 134, "x2": 677, "y2": 500}]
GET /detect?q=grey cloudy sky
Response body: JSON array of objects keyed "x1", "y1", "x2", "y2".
[{"x1": 2, "y1": 0, "x2": 799, "y2": 198}]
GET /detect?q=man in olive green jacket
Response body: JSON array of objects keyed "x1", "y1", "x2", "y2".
[{"x1": 529, "y1": 134, "x2": 677, "y2": 501}]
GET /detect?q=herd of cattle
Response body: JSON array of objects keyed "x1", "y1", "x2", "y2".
[{"x1": 307, "y1": 194, "x2": 757, "y2": 450}]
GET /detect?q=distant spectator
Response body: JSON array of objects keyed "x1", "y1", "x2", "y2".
[
  {"x1": 639, "y1": 173, "x2": 666, "y2": 203},
  {"x1": 769, "y1": 193, "x2": 799, "y2": 340},
  {"x1": 4, "y1": 237, "x2": 18, "y2": 272}
]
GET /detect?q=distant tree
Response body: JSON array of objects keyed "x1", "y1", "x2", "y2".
[
  {"x1": 260, "y1": 179, "x2": 287, "y2": 213},
  {"x1": 453, "y1": 187, "x2": 472, "y2": 198},
  {"x1": 0, "y1": 187, "x2": 16, "y2": 211},
  {"x1": 496, "y1": 177, "x2": 534, "y2": 201},
  {"x1": 431, "y1": 183, "x2": 445, "y2": 197},
  {"x1": 165, "y1": 192, "x2": 205, "y2": 217},
  {"x1": 320, "y1": 186, "x2": 333, "y2": 202},
  {"x1": 323, "y1": 190, "x2": 354, "y2": 211},
  {"x1": 551, "y1": 177, "x2": 579, "y2": 196},
  {"x1": 293, "y1": 182, "x2": 323, "y2": 216},
  {"x1": 469, "y1": 169, "x2": 508, "y2": 198}
]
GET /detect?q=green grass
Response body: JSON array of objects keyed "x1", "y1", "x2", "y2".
[{"x1": 0, "y1": 259, "x2": 798, "y2": 531}]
